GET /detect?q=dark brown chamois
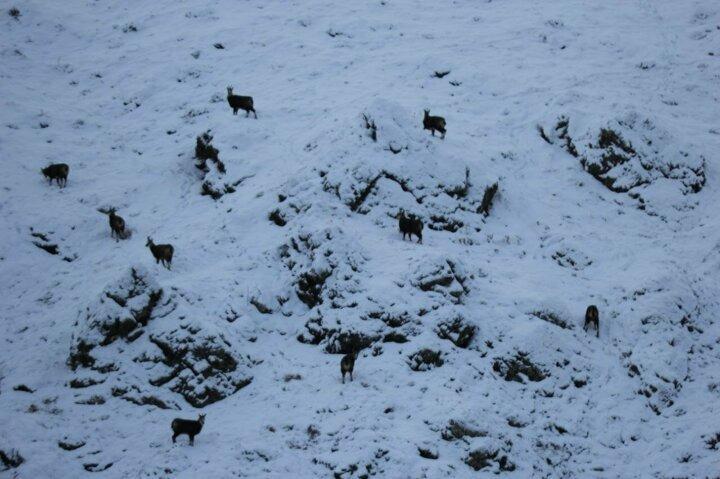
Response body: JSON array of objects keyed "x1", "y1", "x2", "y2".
[
  {"x1": 584, "y1": 305, "x2": 599, "y2": 338},
  {"x1": 423, "y1": 109, "x2": 446, "y2": 139},
  {"x1": 108, "y1": 208, "x2": 126, "y2": 240},
  {"x1": 340, "y1": 351, "x2": 357, "y2": 384},
  {"x1": 171, "y1": 414, "x2": 205, "y2": 446},
  {"x1": 41, "y1": 163, "x2": 69, "y2": 187},
  {"x1": 227, "y1": 86, "x2": 257, "y2": 118},
  {"x1": 398, "y1": 209, "x2": 423, "y2": 244},
  {"x1": 146, "y1": 237, "x2": 174, "y2": 269}
]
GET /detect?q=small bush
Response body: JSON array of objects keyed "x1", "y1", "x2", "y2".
[
  {"x1": 408, "y1": 349, "x2": 444, "y2": 371},
  {"x1": 0, "y1": 449, "x2": 24, "y2": 471},
  {"x1": 492, "y1": 352, "x2": 547, "y2": 383}
]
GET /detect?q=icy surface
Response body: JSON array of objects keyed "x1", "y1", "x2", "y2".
[{"x1": 1, "y1": 0, "x2": 719, "y2": 477}]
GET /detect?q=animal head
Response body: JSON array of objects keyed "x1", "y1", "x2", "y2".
[
  {"x1": 146, "y1": 237, "x2": 153, "y2": 247},
  {"x1": 108, "y1": 207, "x2": 116, "y2": 214},
  {"x1": 424, "y1": 109, "x2": 430, "y2": 117},
  {"x1": 398, "y1": 208, "x2": 406, "y2": 218},
  {"x1": 227, "y1": 86, "x2": 233, "y2": 95},
  {"x1": 198, "y1": 414, "x2": 206, "y2": 424}
]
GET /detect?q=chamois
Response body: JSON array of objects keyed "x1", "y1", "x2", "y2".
[
  {"x1": 340, "y1": 351, "x2": 357, "y2": 384},
  {"x1": 41, "y1": 163, "x2": 69, "y2": 187},
  {"x1": 398, "y1": 209, "x2": 423, "y2": 244},
  {"x1": 226, "y1": 87, "x2": 257, "y2": 118},
  {"x1": 146, "y1": 237, "x2": 174, "y2": 269},
  {"x1": 584, "y1": 305, "x2": 599, "y2": 338},
  {"x1": 171, "y1": 414, "x2": 205, "y2": 446},
  {"x1": 423, "y1": 109, "x2": 446, "y2": 139},
  {"x1": 108, "y1": 208, "x2": 126, "y2": 240}
]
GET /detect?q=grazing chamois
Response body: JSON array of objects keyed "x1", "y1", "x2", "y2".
[
  {"x1": 41, "y1": 163, "x2": 69, "y2": 187},
  {"x1": 146, "y1": 237, "x2": 174, "y2": 269},
  {"x1": 423, "y1": 109, "x2": 446, "y2": 139},
  {"x1": 227, "y1": 86, "x2": 257, "y2": 118},
  {"x1": 340, "y1": 351, "x2": 357, "y2": 384},
  {"x1": 398, "y1": 210, "x2": 423, "y2": 244},
  {"x1": 584, "y1": 305, "x2": 599, "y2": 338},
  {"x1": 171, "y1": 414, "x2": 205, "y2": 446},
  {"x1": 108, "y1": 208, "x2": 126, "y2": 240}
]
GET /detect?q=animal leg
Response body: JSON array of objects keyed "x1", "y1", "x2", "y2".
[
  {"x1": 342, "y1": 373, "x2": 345, "y2": 384},
  {"x1": 349, "y1": 371, "x2": 353, "y2": 382},
  {"x1": 253, "y1": 110, "x2": 258, "y2": 119},
  {"x1": 172, "y1": 433, "x2": 178, "y2": 443},
  {"x1": 189, "y1": 435, "x2": 194, "y2": 446}
]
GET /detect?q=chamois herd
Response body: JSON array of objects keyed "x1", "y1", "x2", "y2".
[{"x1": 37, "y1": 87, "x2": 602, "y2": 446}]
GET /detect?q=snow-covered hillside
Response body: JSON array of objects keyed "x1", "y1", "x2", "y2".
[{"x1": 1, "y1": 0, "x2": 719, "y2": 477}]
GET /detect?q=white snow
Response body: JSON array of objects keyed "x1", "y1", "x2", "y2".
[{"x1": 1, "y1": 0, "x2": 719, "y2": 477}]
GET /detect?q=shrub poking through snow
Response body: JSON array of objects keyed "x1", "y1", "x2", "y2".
[
  {"x1": 543, "y1": 113, "x2": 706, "y2": 209},
  {"x1": 465, "y1": 449, "x2": 516, "y2": 472},
  {"x1": 530, "y1": 310, "x2": 573, "y2": 330},
  {"x1": 195, "y1": 131, "x2": 223, "y2": 172},
  {"x1": 407, "y1": 349, "x2": 444, "y2": 371},
  {"x1": 441, "y1": 420, "x2": 486, "y2": 441},
  {"x1": 0, "y1": 449, "x2": 24, "y2": 471},
  {"x1": 436, "y1": 316, "x2": 476, "y2": 348},
  {"x1": 68, "y1": 267, "x2": 254, "y2": 408},
  {"x1": 8, "y1": 7, "x2": 20, "y2": 19},
  {"x1": 493, "y1": 352, "x2": 547, "y2": 383}
]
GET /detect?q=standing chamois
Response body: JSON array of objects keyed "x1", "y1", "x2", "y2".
[
  {"x1": 146, "y1": 237, "x2": 174, "y2": 269},
  {"x1": 227, "y1": 86, "x2": 257, "y2": 118},
  {"x1": 423, "y1": 109, "x2": 446, "y2": 139},
  {"x1": 171, "y1": 414, "x2": 205, "y2": 446},
  {"x1": 108, "y1": 208, "x2": 126, "y2": 240},
  {"x1": 340, "y1": 351, "x2": 357, "y2": 384},
  {"x1": 41, "y1": 163, "x2": 69, "y2": 187},
  {"x1": 398, "y1": 209, "x2": 423, "y2": 244},
  {"x1": 584, "y1": 305, "x2": 599, "y2": 338}
]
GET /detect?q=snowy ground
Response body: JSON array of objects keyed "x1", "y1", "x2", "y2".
[{"x1": 1, "y1": 0, "x2": 719, "y2": 477}]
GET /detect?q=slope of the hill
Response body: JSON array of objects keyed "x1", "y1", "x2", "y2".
[{"x1": 1, "y1": 0, "x2": 719, "y2": 477}]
